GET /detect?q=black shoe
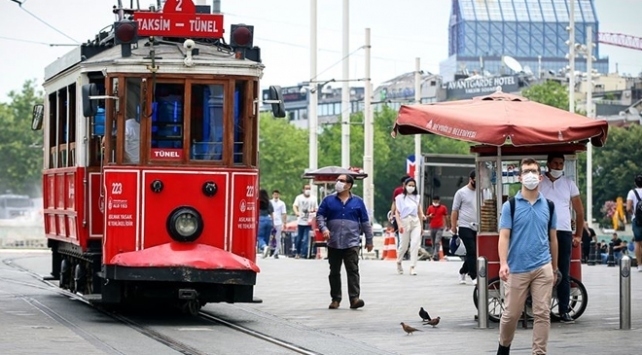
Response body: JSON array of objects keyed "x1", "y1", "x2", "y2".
[
  {"x1": 497, "y1": 343, "x2": 510, "y2": 355},
  {"x1": 559, "y1": 313, "x2": 575, "y2": 324}
]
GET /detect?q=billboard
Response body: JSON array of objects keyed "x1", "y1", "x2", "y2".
[{"x1": 444, "y1": 75, "x2": 519, "y2": 100}]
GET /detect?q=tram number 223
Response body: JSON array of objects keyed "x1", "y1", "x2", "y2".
[
  {"x1": 246, "y1": 185, "x2": 255, "y2": 197},
  {"x1": 111, "y1": 182, "x2": 123, "y2": 195}
]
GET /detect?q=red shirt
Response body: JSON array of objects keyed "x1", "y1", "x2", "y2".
[
  {"x1": 426, "y1": 204, "x2": 448, "y2": 229},
  {"x1": 392, "y1": 186, "x2": 404, "y2": 200}
]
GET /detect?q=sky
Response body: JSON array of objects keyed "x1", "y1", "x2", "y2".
[{"x1": 0, "y1": 0, "x2": 641, "y2": 102}]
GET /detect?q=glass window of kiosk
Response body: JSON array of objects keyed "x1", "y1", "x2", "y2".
[{"x1": 476, "y1": 155, "x2": 578, "y2": 234}]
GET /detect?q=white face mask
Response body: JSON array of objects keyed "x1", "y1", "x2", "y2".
[
  {"x1": 406, "y1": 186, "x2": 415, "y2": 194},
  {"x1": 521, "y1": 172, "x2": 540, "y2": 190},
  {"x1": 432, "y1": 202, "x2": 439, "y2": 207},
  {"x1": 335, "y1": 181, "x2": 346, "y2": 193},
  {"x1": 549, "y1": 169, "x2": 563, "y2": 178},
  {"x1": 303, "y1": 189, "x2": 310, "y2": 196}
]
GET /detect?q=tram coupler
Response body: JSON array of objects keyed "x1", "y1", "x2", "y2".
[{"x1": 178, "y1": 289, "x2": 199, "y2": 300}]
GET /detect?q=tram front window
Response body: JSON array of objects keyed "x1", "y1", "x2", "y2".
[
  {"x1": 152, "y1": 83, "x2": 185, "y2": 157},
  {"x1": 190, "y1": 84, "x2": 224, "y2": 161},
  {"x1": 124, "y1": 78, "x2": 141, "y2": 164}
]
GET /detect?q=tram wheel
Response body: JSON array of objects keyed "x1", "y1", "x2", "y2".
[
  {"x1": 59, "y1": 259, "x2": 70, "y2": 290},
  {"x1": 179, "y1": 300, "x2": 202, "y2": 316},
  {"x1": 73, "y1": 263, "x2": 86, "y2": 294}
]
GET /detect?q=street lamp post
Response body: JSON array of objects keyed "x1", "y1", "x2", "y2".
[{"x1": 577, "y1": 26, "x2": 596, "y2": 225}]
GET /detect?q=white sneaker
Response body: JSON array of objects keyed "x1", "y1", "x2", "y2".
[
  {"x1": 262, "y1": 246, "x2": 269, "y2": 258},
  {"x1": 637, "y1": 266, "x2": 642, "y2": 272},
  {"x1": 459, "y1": 274, "x2": 466, "y2": 284},
  {"x1": 472, "y1": 278, "x2": 477, "y2": 286},
  {"x1": 397, "y1": 263, "x2": 403, "y2": 274},
  {"x1": 410, "y1": 267, "x2": 417, "y2": 276}
]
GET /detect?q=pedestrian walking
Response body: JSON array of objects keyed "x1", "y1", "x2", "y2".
[
  {"x1": 497, "y1": 158, "x2": 559, "y2": 355},
  {"x1": 393, "y1": 177, "x2": 426, "y2": 275},
  {"x1": 451, "y1": 170, "x2": 478, "y2": 285},
  {"x1": 270, "y1": 189, "x2": 287, "y2": 258},
  {"x1": 426, "y1": 195, "x2": 448, "y2": 261},
  {"x1": 539, "y1": 153, "x2": 584, "y2": 324},
  {"x1": 316, "y1": 174, "x2": 373, "y2": 310}
]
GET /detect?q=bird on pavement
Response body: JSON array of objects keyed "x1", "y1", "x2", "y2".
[
  {"x1": 400, "y1": 322, "x2": 421, "y2": 335},
  {"x1": 424, "y1": 316, "x2": 441, "y2": 328},
  {"x1": 419, "y1": 307, "x2": 431, "y2": 322}
]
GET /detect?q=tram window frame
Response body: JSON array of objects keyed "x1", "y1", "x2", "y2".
[{"x1": 87, "y1": 75, "x2": 106, "y2": 168}]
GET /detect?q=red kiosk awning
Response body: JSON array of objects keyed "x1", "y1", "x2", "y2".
[{"x1": 392, "y1": 91, "x2": 609, "y2": 147}]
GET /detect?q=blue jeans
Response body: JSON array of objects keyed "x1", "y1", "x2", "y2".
[
  {"x1": 556, "y1": 231, "x2": 572, "y2": 314},
  {"x1": 296, "y1": 225, "x2": 311, "y2": 258},
  {"x1": 257, "y1": 215, "x2": 273, "y2": 251}
]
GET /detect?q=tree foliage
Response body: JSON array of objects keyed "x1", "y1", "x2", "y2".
[
  {"x1": 521, "y1": 80, "x2": 569, "y2": 110},
  {"x1": 0, "y1": 80, "x2": 43, "y2": 196}
]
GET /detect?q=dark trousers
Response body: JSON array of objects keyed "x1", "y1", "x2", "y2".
[
  {"x1": 556, "y1": 231, "x2": 572, "y2": 314},
  {"x1": 581, "y1": 238, "x2": 591, "y2": 262},
  {"x1": 328, "y1": 246, "x2": 360, "y2": 302},
  {"x1": 458, "y1": 227, "x2": 477, "y2": 280},
  {"x1": 295, "y1": 225, "x2": 311, "y2": 258}
]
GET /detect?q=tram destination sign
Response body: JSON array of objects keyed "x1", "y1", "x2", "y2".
[{"x1": 134, "y1": 0, "x2": 223, "y2": 38}]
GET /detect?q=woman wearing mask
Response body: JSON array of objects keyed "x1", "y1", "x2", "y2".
[
  {"x1": 258, "y1": 189, "x2": 274, "y2": 258},
  {"x1": 393, "y1": 178, "x2": 426, "y2": 275}
]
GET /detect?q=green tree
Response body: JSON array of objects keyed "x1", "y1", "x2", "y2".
[
  {"x1": 592, "y1": 125, "x2": 642, "y2": 220},
  {"x1": 258, "y1": 113, "x2": 309, "y2": 204},
  {"x1": 521, "y1": 80, "x2": 569, "y2": 110},
  {"x1": 0, "y1": 80, "x2": 43, "y2": 196}
]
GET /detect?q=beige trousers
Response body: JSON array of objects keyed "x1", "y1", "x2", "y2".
[
  {"x1": 499, "y1": 263, "x2": 554, "y2": 355},
  {"x1": 396, "y1": 215, "x2": 421, "y2": 267}
]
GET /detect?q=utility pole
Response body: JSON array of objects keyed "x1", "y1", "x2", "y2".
[
  {"x1": 341, "y1": 0, "x2": 350, "y2": 168},
  {"x1": 414, "y1": 58, "x2": 421, "y2": 187},
  {"x1": 309, "y1": 0, "x2": 318, "y2": 193},
  {"x1": 585, "y1": 25, "x2": 594, "y2": 226},
  {"x1": 363, "y1": 28, "x2": 373, "y2": 221},
  {"x1": 568, "y1": 0, "x2": 575, "y2": 114}
]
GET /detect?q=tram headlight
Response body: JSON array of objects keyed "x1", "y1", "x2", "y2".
[{"x1": 167, "y1": 207, "x2": 203, "y2": 242}]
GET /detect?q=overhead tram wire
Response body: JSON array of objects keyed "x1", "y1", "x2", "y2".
[
  {"x1": 8, "y1": 0, "x2": 80, "y2": 44},
  {"x1": 0, "y1": 36, "x2": 78, "y2": 47}
]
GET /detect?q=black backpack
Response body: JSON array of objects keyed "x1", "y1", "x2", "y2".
[
  {"x1": 509, "y1": 197, "x2": 555, "y2": 233},
  {"x1": 633, "y1": 190, "x2": 642, "y2": 227}
]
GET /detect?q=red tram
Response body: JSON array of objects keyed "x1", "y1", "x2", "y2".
[{"x1": 30, "y1": 0, "x2": 285, "y2": 313}]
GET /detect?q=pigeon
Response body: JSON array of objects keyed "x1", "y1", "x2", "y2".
[
  {"x1": 419, "y1": 307, "x2": 431, "y2": 322},
  {"x1": 424, "y1": 316, "x2": 441, "y2": 328},
  {"x1": 400, "y1": 322, "x2": 421, "y2": 335}
]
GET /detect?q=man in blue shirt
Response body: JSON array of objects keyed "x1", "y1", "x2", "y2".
[
  {"x1": 497, "y1": 158, "x2": 559, "y2": 355},
  {"x1": 317, "y1": 174, "x2": 373, "y2": 310}
]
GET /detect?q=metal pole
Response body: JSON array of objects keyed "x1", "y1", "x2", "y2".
[
  {"x1": 212, "y1": 0, "x2": 221, "y2": 13},
  {"x1": 620, "y1": 255, "x2": 631, "y2": 330},
  {"x1": 341, "y1": 0, "x2": 350, "y2": 168},
  {"x1": 414, "y1": 58, "x2": 421, "y2": 185},
  {"x1": 309, "y1": 0, "x2": 318, "y2": 194},
  {"x1": 477, "y1": 256, "x2": 488, "y2": 329},
  {"x1": 363, "y1": 28, "x2": 374, "y2": 220},
  {"x1": 586, "y1": 25, "x2": 594, "y2": 227},
  {"x1": 568, "y1": 0, "x2": 576, "y2": 115},
  {"x1": 538, "y1": 55, "x2": 542, "y2": 79}
]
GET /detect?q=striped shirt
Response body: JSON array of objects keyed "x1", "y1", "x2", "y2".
[{"x1": 316, "y1": 192, "x2": 373, "y2": 249}]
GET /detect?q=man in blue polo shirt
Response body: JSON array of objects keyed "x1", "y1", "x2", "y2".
[
  {"x1": 497, "y1": 158, "x2": 559, "y2": 355},
  {"x1": 317, "y1": 174, "x2": 373, "y2": 310}
]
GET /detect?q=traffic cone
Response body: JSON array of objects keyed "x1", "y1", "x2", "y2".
[{"x1": 383, "y1": 233, "x2": 398, "y2": 260}]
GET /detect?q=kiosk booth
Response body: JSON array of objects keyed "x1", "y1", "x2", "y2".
[{"x1": 393, "y1": 89, "x2": 609, "y2": 321}]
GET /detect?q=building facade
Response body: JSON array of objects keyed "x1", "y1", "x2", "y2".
[{"x1": 440, "y1": 0, "x2": 609, "y2": 82}]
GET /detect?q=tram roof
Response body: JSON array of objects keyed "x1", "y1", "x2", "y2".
[{"x1": 45, "y1": 39, "x2": 264, "y2": 82}]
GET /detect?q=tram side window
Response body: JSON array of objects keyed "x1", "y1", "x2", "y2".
[
  {"x1": 88, "y1": 79, "x2": 106, "y2": 167},
  {"x1": 122, "y1": 78, "x2": 141, "y2": 164},
  {"x1": 152, "y1": 84, "x2": 184, "y2": 155},
  {"x1": 190, "y1": 84, "x2": 224, "y2": 161},
  {"x1": 233, "y1": 81, "x2": 246, "y2": 164},
  {"x1": 47, "y1": 93, "x2": 56, "y2": 168}
]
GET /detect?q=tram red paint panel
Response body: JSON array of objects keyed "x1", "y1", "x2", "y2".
[
  {"x1": 46, "y1": 175, "x2": 55, "y2": 208},
  {"x1": 141, "y1": 171, "x2": 228, "y2": 250},
  {"x1": 89, "y1": 173, "x2": 104, "y2": 237},
  {"x1": 56, "y1": 173, "x2": 65, "y2": 209},
  {"x1": 66, "y1": 172, "x2": 75, "y2": 210},
  {"x1": 230, "y1": 172, "x2": 258, "y2": 261},
  {"x1": 103, "y1": 170, "x2": 139, "y2": 264},
  {"x1": 110, "y1": 242, "x2": 259, "y2": 272},
  {"x1": 57, "y1": 215, "x2": 67, "y2": 237}
]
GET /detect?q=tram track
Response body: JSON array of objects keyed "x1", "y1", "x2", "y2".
[{"x1": 2, "y1": 256, "x2": 320, "y2": 355}]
